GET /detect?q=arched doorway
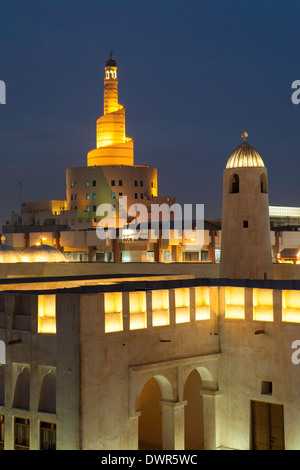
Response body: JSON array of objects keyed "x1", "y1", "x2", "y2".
[
  {"x1": 183, "y1": 369, "x2": 204, "y2": 450},
  {"x1": 138, "y1": 377, "x2": 162, "y2": 450}
]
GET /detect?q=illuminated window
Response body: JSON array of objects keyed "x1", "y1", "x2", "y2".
[
  {"x1": 253, "y1": 288, "x2": 273, "y2": 321},
  {"x1": 86, "y1": 193, "x2": 90, "y2": 200},
  {"x1": 74, "y1": 194, "x2": 77, "y2": 200},
  {"x1": 86, "y1": 205, "x2": 91, "y2": 212},
  {"x1": 111, "y1": 192, "x2": 116, "y2": 199},
  {"x1": 129, "y1": 291, "x2": 147, "y2": 330},
  {"x1": 175, "y1": 288, "x2": 190, "y2": 323},
  {"x1": 282, "y1": 290, "x2": 300, "y2": 323},
  {"x1": 152, "y1": 290, "x2": 169, "y2": 327},
  {"x1": 38, "y1": 295, "x2": 56, "y2": 334},
  {"x1": 93, "y1": 193, "x2": 96, "y2": 199},
  {"x1": 14, "y1": 418, "x2": 30, "y2": 450},
  {"x1": 40, "y1": 422, "x2": 56, "y2": 450},
  {"x1": 195, "y1": 286, "x2": 210, "y2": 320},
  {"x1": 104, "y1": 292, "x2": 123, "y2": 332},
  {"x1": 225, "y1": 287, "x2": 245, "y2": 319},
  {"x1": 86, "y1": 181, "x2": 90, "y2": 187},
  {"x1": 71, "y1": 182, "x2": 73, "y2": 188}
]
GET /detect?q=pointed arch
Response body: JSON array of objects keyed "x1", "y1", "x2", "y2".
[
  {"x1": 138, "y1": 377, "x2": 162, "y2": 450},
  {"x1": 229, "y1": 173, "x2": 239, "y2": 193},
  {"x1": 38, "y1": 371, "x2": 56, "y2": 414},
  {"x1": 13, "y1": 367, "x2": 30, "y2": 410},
  {"x1": 183, "y1": 369, "x2": 204, "y2": 450}
]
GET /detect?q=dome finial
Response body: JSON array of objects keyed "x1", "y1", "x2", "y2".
[
  {"x1": 106, "y1": 51, "x2": 116, "y2": 67},
  {"x1": 241, "y1": 131, "x2": 248, "y2": 142}
]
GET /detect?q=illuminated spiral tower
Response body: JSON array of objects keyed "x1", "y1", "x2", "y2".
[{"x1": 87, "y1": 52, "x2": 134, "y2": 166}]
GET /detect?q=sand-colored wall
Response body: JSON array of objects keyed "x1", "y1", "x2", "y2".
[
  {"x1": 0, "y1": 261, "x2": 220, "y2": 280},
  {"x1": 1, "y1": 260, "x2": 300, "y2": 282}
]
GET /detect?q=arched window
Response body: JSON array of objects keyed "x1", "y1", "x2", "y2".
[
  {"x1": 230, "y1": 174, "x2": 239, "y2": 194},
  {"x1": 261, "y1": 173, "x2": 268, "y2": 193},
  {"x1": 13, "y1": 367, "x2": 30, "y2": 410},
  {"x1": 38, "y1": 371, "x2": 56, "y2": 414}
]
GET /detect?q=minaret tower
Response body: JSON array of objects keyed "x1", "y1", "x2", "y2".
[
  {"x1": 219, "y1": 131, "x2": 273, "y2": 280},
  {"x1": 87, "y1": 52, "x2": 134, "y2": 166}
]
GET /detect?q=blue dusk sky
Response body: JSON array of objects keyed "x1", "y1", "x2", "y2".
[{"x1": 0, "y1": 0, "x2": 300, "y2": 223}]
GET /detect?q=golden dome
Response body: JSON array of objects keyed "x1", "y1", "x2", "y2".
[
  {"x1": 226, "y1": 131, "x2": 265, "y2": 169},
  {"x1": 21, "y1": 244, "x2": 66, "y2": 263},
  {"x1": 0, "y1": 245, "x2": 22, "y2": 263}
]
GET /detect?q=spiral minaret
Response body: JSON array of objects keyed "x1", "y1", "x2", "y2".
[{"x1": 87, "y1": 52, "x2": 134, "y2": 166}]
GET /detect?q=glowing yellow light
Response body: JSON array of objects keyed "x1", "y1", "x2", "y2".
[
  {"x1": 225, "y1": 287, "x2": 245, "y2": 319},
  {"x1": 87, "y1": 60, "x2": 134, "y2": 167},
  {"x1": 38, "y1": 295, "x2": 56, "y2": 334},
  {"x1": 129, "y1": 291, "x2": 147, "y2": 330},
  {"x1": 195, "y1": 286, "x2": 210, "y2": 320},
  {"x1": 282, "y1": 290, "x2": 300, "y2": 323},
  {"x1": 104, "y1": 292, "x2": 123, "y2": 332},
  {"x1": 175, "y1": 288, "x2": 190, "y2": 323},
  {"x1": 152, "y1": 290, "x2": 169, "y2": 327},
  {"x1": 253, "y1": 288, "x2": 273, "y2": 322}
]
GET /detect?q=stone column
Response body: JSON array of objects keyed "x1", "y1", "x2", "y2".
[
  {"x1": 159, "y1": 400, "x2": 187, "y2": 450},
  {"x1": 209, "y1": 230, "x2": 216, "y2": 262},
  {"x1": 172, "y1": 245, "x2": 179, "y2": 263},
  {"x1": 128, "y1": 411, "x2": 141, "y2": 450},
  {"x1": 200, "y1": 390, "x2": 222, "y2": 450}
]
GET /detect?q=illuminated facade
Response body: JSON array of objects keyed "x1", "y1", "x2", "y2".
[
  {"x1": 65, "y1": 54, "x2": 163, "y2": 219},
  {"x1": 0, "y1": 270, "x2": 300, "y2": 450},
  {"x1": 87, "y1": 53, "x2": 134, "y2": 167}
]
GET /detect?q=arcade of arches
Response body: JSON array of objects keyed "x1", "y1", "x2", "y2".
[{"x1": 130, "y1": 356, "x2": 220, "y2": 450}]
